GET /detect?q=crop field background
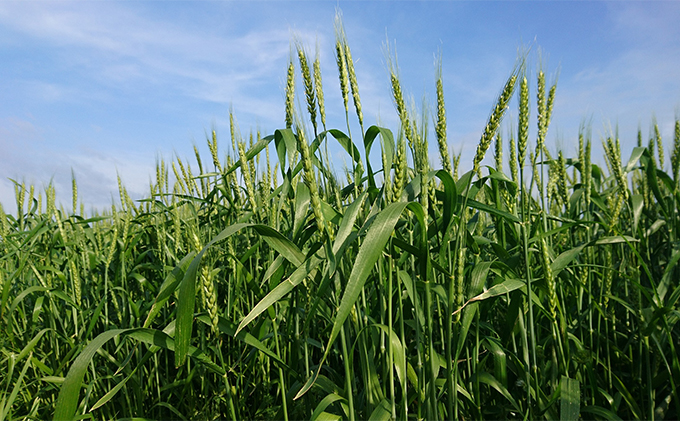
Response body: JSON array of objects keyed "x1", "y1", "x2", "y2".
[{"x1": 1, "y1": 14, "x2": 680, "y2": 421}]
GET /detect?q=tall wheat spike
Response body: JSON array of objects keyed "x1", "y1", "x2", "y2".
[
  {"x1": 435, "y1": 55, "x2": 451, "y2": 175},
  {"x1": 584, "y1": 135, "x2": 592, "y2": 209},
  {"x1": 494, "y1": 130, "x2": 503, "y2": 172},
  {"x1": 342, "y1": 36, "x2": 363, "y2": 132},
  {"x1": 517, "y1": 75, "x2": 529, "y2": 172},
  {"x1": 386, "y1": 45, "x2": 413, "y2": 148},
  {"x1": 557, "y1": 150, "x2": 569, "y2": 213},
  {"x1": 297, "y1": 42, "x2": 318, "y2": 136},
  {"x1": 238, "y1": 142, "x2": 258, "y2": 215},
  {"x1": 285, "y1": 57, "x2": 295, "y2": 130},
  {"x1": 334, "y1": 12, "x2": 350, "y2": 117},
  {"x1": 604, "y1": 135, "x2": 629, "y2": 201},
  {"x1": 298, "y1": 122, "x2": 326, "y2": 237},
  {"x1": 654, "y1": 118, "x2": 664, "y2": 169},
  {"x1": 473, "y1": 71, "x2": 517, "y2": 176},
  {"x1": 0, "y1": 202, "x2": 7, "y2": 243},
  {"x1": 672, "y1": 118, "x2": 680, "y2": 188},
  {"x1": 71, "y1": 171, "x2": 77, "y2": 216},
  {"x1": 314, "y1": 46, "x2": 327, "y2": 132},
  {"x1": 393, "y1": 132, "x2": 407, "y2": 201},
  {"x1": 508, "y1": 128, "x2": 518, "y2": 185},
  {"x1": 208, "y1": 130, "x2": 222, "y2": 173}
]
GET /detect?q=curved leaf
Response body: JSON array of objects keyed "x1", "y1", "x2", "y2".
[
  {"x1": 54, "y1": 329, "x2": 127, "y2": 421},
  {"x1": 296, "y1": 201, "x2": 415, "y2": 400},
  {"x1": 311, "y1": 393, "x2": 346, "y2": 421},
  {"x1": 454, "y1": 272, "x2": 517, "y2": 317},
  {"x1": 235, "y1": 254, "x2": 322, "y2": 336},
  {"x1": 175, "y1": 222, "x2": 304, "y2": 367},
  {"x1": 474, "y1": 371, "x2": 520, "y2": 412},
  {"x1": 326, "y1": 201, "x2": 411, "y2": 357},
  {"x1": 368, "y1": 398, "x2": 392, "y2": 421}
]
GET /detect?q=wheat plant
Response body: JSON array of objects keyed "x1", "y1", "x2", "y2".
[{"x1": 0, "y1": 13, "x2": 679, "y2": 421}]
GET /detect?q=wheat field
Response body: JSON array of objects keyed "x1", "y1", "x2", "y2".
[{"x1": 1, "y1": 14, "x2": 679, "y2": 421}]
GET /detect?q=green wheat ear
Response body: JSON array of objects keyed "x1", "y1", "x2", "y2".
[
  {"x1": 381, "y1": 138, "x2": 393, "y2": 203},
  {"x1": 452, "y1": 150, "x2": 461, "y2": 180},
  {"x1": 296, "y1": 41, "x2": 317, "y2": 135},
  {"x1": 334, "y1": 12, "x2": 350, "y2": 117},
  {"x1": 435, "y1": 54, "x2": 451, "y2": 175},
  {"x1": 0, "y1": 202, "x2": 8, "y2": 242},
  {"x1": 313, "y1": 46, "x2": 327, "y2": 132},
  {"x1": 70, "y1": 171, "x2": 77, "y2": 216},
  {"x1": 285, "y1": 56, "x2": 295, "y2": 130},
  {"x1": 297, "y1": 123, "x2": 326, "y2": 237},
  {"x1": 343, "y1": 40, "x2": 363, "y2": 132},
  {"x1": 603, "y1": 134, "x2": 629, "y2": 201},
  {"x1": 474, "y1": 70, "x2": 518, "y2": 176},
  {"x1": 509, "y1": 127, "x2": 518, "y2": 185},
  {"x1": 517, "y1": 74, "x2": 529, "y2": 171},
  {"x1": 584, "y1": 132, "x2": 592, "y2": 208},
  {"x1": 392, "y1": 131, "x2": 408, "y2": 201},
  {"x1": 672, "y1": 118, "x2": 680, "y2": 187},
  {"x1": 539, "y1": 237, "x2": 557, "y2": 321},
  {"x1": 208, "y1": 130, "x2": 222, "y2": 173},
  {"x1": 556, "y1": 150, "x2": 569, "y2": 213},
  {"x1": 386, "y1": 42, "x2": 412, "y2": 148},
  {"x1": 654, "y1": 119, "x2": 664, "y2": 169},
  {"x1": 238, "y1": 141, "x2": 258, "y2": 215}
]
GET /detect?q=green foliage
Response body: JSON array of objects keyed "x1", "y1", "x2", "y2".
[{"x1": 1, "y1": 17, "x2": 679, "y2": 421}]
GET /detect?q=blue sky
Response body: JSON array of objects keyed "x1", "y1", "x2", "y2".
[{"x1": 1, "y1": 1, "x2": 679, "y2": 212}]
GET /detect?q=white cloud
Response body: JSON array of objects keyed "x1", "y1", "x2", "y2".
[
  {"x1": 609, "y1": 2, "x2": 680, "y2": 48},
  {"x1": 0, "y1": 113, "x2": 154, "y2": 211},
  {"x1": 0, "y1": 2, "x2": 325, "y2": 127},
  {"x1": 555, "y1": 45, "x2": 679, "y2": 155}
]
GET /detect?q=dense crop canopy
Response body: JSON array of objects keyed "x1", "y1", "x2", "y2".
[{"x1": 1, "y1": 14, "x2": 679, "y2": 421}]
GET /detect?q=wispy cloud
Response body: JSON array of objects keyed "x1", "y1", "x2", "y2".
[
  {"x1": 0, "y1": 114, "x2": 155, "y2": 211},
  {"x1": 550, "y1": 3, "x2": 680, "y2": 157},
  {"x1": 0, "y1": 2, "x2": 334, "y2": 209},
  {"x1": 0, "y1": 2, "x2": 323, "y2": 126},
  {"x1": 609, "y1": 2, "x2": 680, "y2": 48}
]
